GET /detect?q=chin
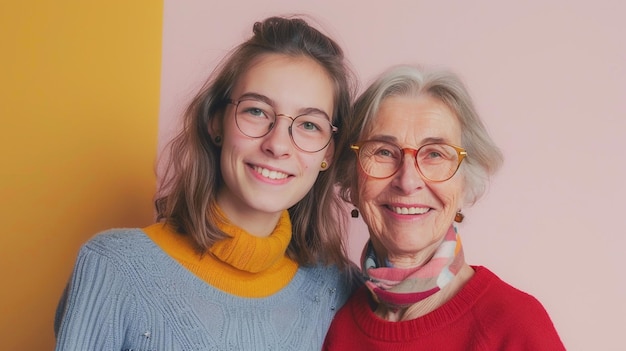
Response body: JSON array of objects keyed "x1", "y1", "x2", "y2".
[{"x1": 253, "y1": 204, "x2": 289, "y2": 214}]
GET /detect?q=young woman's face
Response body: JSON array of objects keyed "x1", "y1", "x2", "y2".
[
  {"x1": 212, "y1": 54, "x2": 335, "y2": 233},
  {"x1": 356, "y1": 94, "x2": 465, "y2": 266}
]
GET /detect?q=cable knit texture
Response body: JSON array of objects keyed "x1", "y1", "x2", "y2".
[
  {"x1": 55, "y1": 213, "x2": 352, "y2": 350},
  {"x1": 323, "y1": 266, "x2": 566, "y2": 351}
]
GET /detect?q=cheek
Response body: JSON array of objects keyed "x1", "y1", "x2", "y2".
[
  {"x1": 431, "y1": 177, "x2": 465, "y2": 211},
  {"x1": 356, "y1": 174, "x2": 387, "y2": 211},
  {"x1": 221, "y1": 123, "x2": 249, "y2": 150},
  {"x1": 221, "y1": 113, "x2": 238, "y2": 135},
  {"x1": 299, "y1": 154, "x2": 324, "y2": 176}
]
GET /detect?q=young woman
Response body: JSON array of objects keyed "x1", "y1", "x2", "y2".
[{"x1": 55, "y1": 16, "x2": 357, "y2": 350}]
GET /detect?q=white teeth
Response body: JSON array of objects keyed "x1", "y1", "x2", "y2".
[
  {"x1": 391, "y1": 206, "x2": 429, "y2": 215},
  {"x1": 254, "y1": 166, "x2": 288, "y2": 180}
]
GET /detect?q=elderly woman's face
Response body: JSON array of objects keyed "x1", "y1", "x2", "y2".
[{"x1": 356, "y1": 94, "x2": 465, "y2": 265}]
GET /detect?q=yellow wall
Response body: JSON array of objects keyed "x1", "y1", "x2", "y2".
[{"x1": 0, "y1": 1, "x2": 163, "y2": 349}]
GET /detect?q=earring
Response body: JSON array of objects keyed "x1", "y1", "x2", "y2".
[
  {"x1": 320, "y1": 161, "x2": 328, "y2": 170},
  {"x1": 214, "y1": 135, "x2": 222, "y2": 144},
  {"x1": 351, "y1": 208, "x2": 359, "y2": 218},
  {"x1": 454, "y1": 211, "x2": 464, "y2": 223}
]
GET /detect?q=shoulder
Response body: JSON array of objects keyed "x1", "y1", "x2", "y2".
[
  {"x1": 472, "y1": 266, "x2": 547, "y2": 310},
  {"x1": 70, "y1": 228, "x2": 164, "y2": 278},
  {"x1": 79, "y1": 228, "x2": 154, "y2": 259},
  {"x1": 470, "y1": 266, "x2": 564, "y2": 347},
  {"x1": 61, "y1": 227, "x2": 177, "y2": 310},
  {"x1": 64, "y1": 228, "x2": 161, "y2": 282}
]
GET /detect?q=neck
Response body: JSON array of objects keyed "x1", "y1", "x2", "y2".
[
  {"x1": 383, "y1": 241, "x2": 443, "y2": 269},
  {"x1": 374, "y1": 264, "x2": 474, "y2": 321},
  {"x1": 216, "y1": 193, "x2": 282, "y2": 237}
]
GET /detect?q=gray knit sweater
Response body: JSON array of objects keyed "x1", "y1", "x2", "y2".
[{"x1": 54, "y1": 229, "x2": 353, "y2": 350}]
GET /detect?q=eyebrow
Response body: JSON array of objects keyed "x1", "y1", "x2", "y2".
[
  {"x1": 235, "y1": 92, "x2": 331, "y2": 120},
  {"x1": 367, "y1": 134, "x2": 448, "y2": 146},
  {"x1": 237, "y1": 92, "x2": 274, "y2": 106}
]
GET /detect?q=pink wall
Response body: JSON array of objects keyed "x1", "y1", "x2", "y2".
[{"x1": 159, "y1": 2, "x2": 626, "y2": 349}]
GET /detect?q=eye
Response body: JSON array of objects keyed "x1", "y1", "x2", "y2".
[
  {"x1": 243, "y1": 106, "x2": 269, "y2": 119},
  {"x1": 369, "y1": 143, "x2": 400, "y2": 161},
  {"x1": 299, "y1": 120, "x2": 321, "y2": 132},
  {"x1": 418, "y1": 144, "x2": 455, "y2": 163},
  {"x1": 426, "y1": 150, "x2": 443, "y2": 159},
  {"x1": 376, "y1": 148, "x2": 394, "y2": 157},
  {"x1": 294, "y1": 114, "x2": 329, "y2": 134},
  {"x1": 237, "y1": 99, "x2": 274, "y2": 120}
]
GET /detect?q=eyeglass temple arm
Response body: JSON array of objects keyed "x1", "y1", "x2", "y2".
[{"x1": 456, "y1": 147, "x2": 468, "y2": 161}]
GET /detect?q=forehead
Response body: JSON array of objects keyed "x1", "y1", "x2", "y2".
[
  {"x1": 364, "y1": 94, "x2": 462, "y2": 145},
  {"x1": 231, "y1": 53, "x2": 335, "y2": 114}
]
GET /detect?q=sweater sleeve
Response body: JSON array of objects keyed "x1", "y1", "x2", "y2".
[{"x1": 54, "y1": 241, "x2": 137, "y2": 350}]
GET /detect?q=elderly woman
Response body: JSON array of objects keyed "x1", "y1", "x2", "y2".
[{"x1": 323, "y1": 65, "x2": 565, "y2": 350}]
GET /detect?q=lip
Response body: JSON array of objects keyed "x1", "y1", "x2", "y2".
[{"x1": 248, "y1": 163, "x2": 293, "y2": 183}]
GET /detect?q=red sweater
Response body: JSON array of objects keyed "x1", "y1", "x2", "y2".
[{"x1": 323, "y1": 266, "x2": 565, "y2": 351}]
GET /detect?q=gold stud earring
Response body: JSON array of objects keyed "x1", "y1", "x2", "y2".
[{"x1": 320, "y1": 161, "x2": 328, "y2": 170}]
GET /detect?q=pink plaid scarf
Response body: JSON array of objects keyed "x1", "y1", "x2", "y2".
[{"x1": 361, "y1": 225, "x2": 465, "y2": 309}]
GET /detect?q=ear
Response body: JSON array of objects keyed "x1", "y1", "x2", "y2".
[
  {"x1": 208, "y1": 115, "x2": 223, "y2": 146},
  {"x1": 350, "y1": 167, "x2": 362, "y2": 206},
  {"x1": 320, "y1": 141, "x2": 335, "y2": 170},
  {"x1": 350, "y1": 184, "x2": 360, "y2": 206}
]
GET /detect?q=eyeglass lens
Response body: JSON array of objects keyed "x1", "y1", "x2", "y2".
[{"x1": 234, "y1": 99, "x2": 334, "y2": 152}]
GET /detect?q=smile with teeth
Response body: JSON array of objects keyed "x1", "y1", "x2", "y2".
[
  {"x1": 253, "y1": 166, "x2": 289, "y2": 180},
  {"x1": 389, "y1": 206, "x2": 430, "y2": 215}
]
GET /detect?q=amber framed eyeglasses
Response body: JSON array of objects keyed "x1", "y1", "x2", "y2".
[{"x1": 351, "y1": 140, "x2": 467, "y2": 182}]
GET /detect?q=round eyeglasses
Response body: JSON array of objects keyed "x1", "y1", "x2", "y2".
[
  {"x1": 228, "y1": 98, "x2": 337, "y2": 153},
  {"x1": 351, "y1": 140, "x2": 467, "y2": 182}
]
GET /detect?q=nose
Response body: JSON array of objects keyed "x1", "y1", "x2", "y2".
[
  {"x1": 260, "y1": 116, "x2": 293, "y2": 158},
  {"x1": 390, "y1": 153, "x2": 425, "y2": 193}
]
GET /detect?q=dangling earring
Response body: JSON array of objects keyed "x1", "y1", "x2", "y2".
[
  {"x1": 351, "y1": 208, "x2": 359, "y2": 218},
  {"x1": 454, "y1": 211, "x2": 464, "y2": 223},
  {"x1": 214, "y1": 135, "x2": 222, "y2": 145},
  {"x1": 320, "y1": 161, "x2": 328, "y2": 170}
]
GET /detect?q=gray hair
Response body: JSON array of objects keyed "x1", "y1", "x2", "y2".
[{"x1": 338, "y1": 65, "x2": 503, "y2": 206}]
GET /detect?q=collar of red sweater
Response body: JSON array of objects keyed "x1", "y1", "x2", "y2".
[{"x1": 143, "y1": 210, "x2": 298, "y2": 297}]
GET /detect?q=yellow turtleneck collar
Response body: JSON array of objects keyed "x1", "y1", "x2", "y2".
[{"x1": 143, "y1": 210, "x2": 298, "y2": 298}]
